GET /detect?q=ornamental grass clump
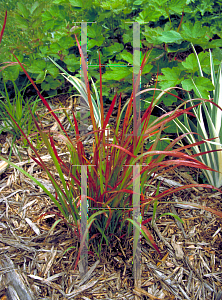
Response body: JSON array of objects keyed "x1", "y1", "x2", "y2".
[{"x1": 1, "y1": 11, "x2": 222, "y2": 269}]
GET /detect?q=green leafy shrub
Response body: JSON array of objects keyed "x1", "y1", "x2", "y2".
[{"x1": 1, "y1": 0, "x2": 222, "y2": 100}]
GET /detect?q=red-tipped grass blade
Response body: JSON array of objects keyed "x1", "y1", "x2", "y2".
[
  {"x1": 0, "y1": 11, "x2": 7, "y2": 44},
  {"x1": 141, "y1": 224, "x2": 162, "y2": 257}
]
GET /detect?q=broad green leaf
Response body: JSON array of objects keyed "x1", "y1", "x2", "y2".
[
  {"x1": 122, "y1": 33, "x2": 132, "y2": 44},
  {"x1": 143, "y1": 27, "x2": 163, "y2": 45},
  {"x1": 50, "y1": 79, "x2": 62, "y2": 89},
  {"x1": 32, "y1": 18, "x2": 42, "y2": 29},
  {"x1": 17, "y1": 3, "x2": 30, "y2": 18},
  {"x1": 182, "y1": 53, "x2": 198, "y2": 73},
  {"x1": 141, "y1": 97, "x2": 155, "y2": 111},
  {"x1": 157, "y1": 31, "x2": 183, "y2": 44},
  {"x1": 88, "y1": 24, "x2": 103, "y2": 38},
  {"x1": 198, "y1": 52, "x2": 212, "y2": 74},
  {"x1": 155, "y1": 138, "x2": 171, "y2": 151},
  {"x1": 119, "y1": 50, "x2": 133, "y2": 64},
  {"x1": 64, "y1": 54, "x2": 79, "y2": 66},
  {"x1": 39, "y1": 46, "x2": 49, "y2": 55},
  {"x1": 2, "y1": 65, "x2": 20, "y2": 82},
  {"x1": 100, "y1": 0, "x2": 118, "y2": 10},
  {"x1": 42, "y1": 11, "x2": 53, "y2": 22},
  {"x1": 44, "y1": 20, "x2": 55, "y2": 31},
  {"x1": 47, "y1": 63, "x2": 60, "y2": 78},
  {"x1": 181, "y1": 22, "x2": 208, "y2": 45},
  {"x1": 30, "y1": 2, "x2": 41, "y2": 14},
  {"x1": 50, "y1": 43, "x2": 61, "y2": 53},
  {"x1": 134, "y1": 0, "x2": 144, "y2": 4},
  {"x1": 181, "y1": 77, "x2": 214, "y2": 98},
  {"x1": 32, "y1": 3, "x2": 45, "y2": 17},
  {"x1": 106, "y1": 43, "x2": 124, "y2": 55},
  {"x1": 103, "y1": 67, "x2": 131, "y2": 81},
  {"x1": 101, "y1": 0, "x2": 128, "y2": 12},
  {"x1": 27, "y1": 60, "x2": 46, "y2": 73},
  {"x1": 14, "y1": 14, "x2": 29, "y2": 29},
  {"x1": 64, "y1": 55, "x2": 79, "y2": 72},
  {"x1": 181, "y1": 79, "x2": 197, "y2": 92},
  {"x1": 169, "y1": 0, "x2": 186, "y2": 14},
  {"x1": 56, "y1": 9, "x2": 67, "y2": 20},
  {"x1": 135, "y1": 7, "x2": 162, "y2": 23},
  {"x1": 58, "y1": 36, "x2": 74, "y2": 49},
  {"x1": 53, "y1": 31, "x2": 67, "y2": 40},
  {"x1": 142, "y1": 64, "x2": 153, "y2": 75},
  {"x1": 41, "y1": 78, "x2": 61, "y2": 90},
  {"x1": 49, "y1": 5, "x2": 61, "y2": 16},
  {"x1": 194, "y1": 0, "x2": 213, "y2": 16},
  {"x1": 158, "y1": 67, "x2": 182, "y2": 89},
  {"x1": 69, "y1": 0, "x2": 83, "y2": 7},
  {"x1": 97, "y1": 11, "x2": 112, "y2": 22},
  {"x1": 88, "y1": 37, "x2": 104, "y2": 49},
  {"x1": 88, "y1": 40, "x2": 98, "y2": 49},
  {"x1": 210, "y1": 40, "x2": 222, "y2": 48},
  {"x1": 149, "y1": 0, "x2": 169, "y2": 17},
  {"x1": 183, "y1": 50, "x2": 211, "y2": 75},
  {"x1": 148, "y1": 48, "x2": 165, "y2": 61}
]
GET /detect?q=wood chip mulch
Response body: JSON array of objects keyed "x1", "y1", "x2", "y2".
[{"x1": 0, "y1": 95, "x2": 222, "y2": 300}]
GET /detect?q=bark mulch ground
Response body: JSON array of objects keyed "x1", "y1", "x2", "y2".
[{"x1": 0, "y1": 94, "x2": 222, "y2": 300}]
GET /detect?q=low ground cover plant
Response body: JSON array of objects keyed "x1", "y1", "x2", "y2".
[{"x1": 1, "y1": 10, "x2": 222, "y2": 271}]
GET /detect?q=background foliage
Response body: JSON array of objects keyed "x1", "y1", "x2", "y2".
[{"x1": 1, "y1": 0, "x2": 222, "y2": 101}]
